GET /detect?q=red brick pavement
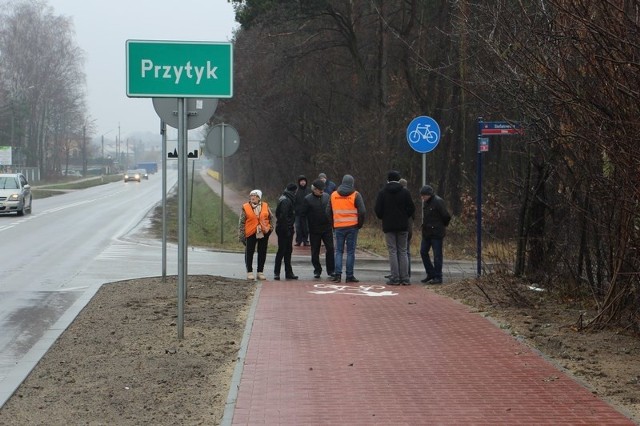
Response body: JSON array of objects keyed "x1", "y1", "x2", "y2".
[{"x1": 229, "y1": 281, "x2": 634, "y2": 425}]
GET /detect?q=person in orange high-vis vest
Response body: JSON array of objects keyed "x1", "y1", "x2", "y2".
[
  {"x1": 238, "y1": 189, "x2": 274, "y2": 281},
  {"x1": 326, "y1": 175, "x2": 366, "y2": 283}
]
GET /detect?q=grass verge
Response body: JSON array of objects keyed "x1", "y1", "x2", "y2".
[
  {"x1": 32, "y1": 175, "x2": 123, "y2": 198},
  {"x1": 149, "y1": 174, "x2": 245, "y2": 252}
]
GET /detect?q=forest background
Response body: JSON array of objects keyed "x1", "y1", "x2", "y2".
[{"x1": 217, "y1": 0, "x2": 640, "y2": 332}]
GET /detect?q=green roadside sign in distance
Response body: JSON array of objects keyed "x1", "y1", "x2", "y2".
[{"x1": 126, "y1": 40, "x2": 233, "y2": 98}]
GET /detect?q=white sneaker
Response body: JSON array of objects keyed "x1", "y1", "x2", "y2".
[
  {"x1": 247, "y1": 272, "x2": 255, "y2": 280},
  {"x1": 257, "y1": 272, "x2": 267, "y2": 280}
]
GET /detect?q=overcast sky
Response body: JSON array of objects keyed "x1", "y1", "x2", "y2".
[{"x1": 46, "y1": 0, "x2": 237, "y2": 140}]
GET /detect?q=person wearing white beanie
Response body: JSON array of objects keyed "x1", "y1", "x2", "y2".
[{"x1": 238, "y1": 189, "x2": 273, "y2": 280}]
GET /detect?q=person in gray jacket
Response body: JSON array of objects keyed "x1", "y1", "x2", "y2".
[
  {"x1": 419, "y1": 185, "x2": 451, "y2": 284},
  {"x1": 374, "y1": 171, "x2": 415, "y2": 285}
]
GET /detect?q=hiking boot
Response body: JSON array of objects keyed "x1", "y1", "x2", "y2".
[{"x1": 247, "y1": 272, "x2": 255, "y2": 280}]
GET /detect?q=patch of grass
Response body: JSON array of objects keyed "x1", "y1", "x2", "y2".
[
  {"x1": 356, "y1": 227, "x2": 387, "y2": 255},
  {"x1": 36, "y1": 175, "x2": 122, "y2": 190},
  {"x1": 32, "y1": 175, "x2": 123, "y2": 198},
  {"x1": 150, "y1": 175, "x2": 244, "y2": 252}
]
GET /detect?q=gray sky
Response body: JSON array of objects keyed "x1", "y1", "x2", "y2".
[{"x1": 46, "y1": 0, "x2": 237, "y2": 140}]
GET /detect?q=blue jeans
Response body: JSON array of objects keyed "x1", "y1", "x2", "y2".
[
  {"x1": 334, "y1": 227, "x2": 358, "y2": 277},
  {"x1": 420, "y1": 237, "x2": 443, "y2": 279}
]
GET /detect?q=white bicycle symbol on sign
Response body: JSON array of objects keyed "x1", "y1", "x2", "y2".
[{"x1": 409, "y1": 123, "x2": 438, "y2": 144}]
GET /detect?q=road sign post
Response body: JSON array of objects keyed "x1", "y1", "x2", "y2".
[
  {"x1": 476, "y1": 118, "x2": 524, "y2": 277},
  {"x1": 407, "y1": 116, "x2": 441, "y2": 186},
  {"x1": 127, "y1": 39, "x2": 234, "y2": 340},
  {"x1": 206, "y1": 124, "x2": 240, "y2": 244}
]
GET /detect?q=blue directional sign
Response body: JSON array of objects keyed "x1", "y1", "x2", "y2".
[{"x1": 406, "y1": 116, "x2": 441, "y2": 153}]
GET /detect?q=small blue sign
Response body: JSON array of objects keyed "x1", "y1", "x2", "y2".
[
  {"x1": 478, "y1": 137, "x2": 489, "y2": 153},
  {"x1": 406, "y1": 116, "x2": 441, "y2": 153}
]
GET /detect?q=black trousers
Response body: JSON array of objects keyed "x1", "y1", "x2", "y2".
[
  {"x1": 274, "y1": 228, "x2": 294, "y2": 275},
  {"x1": 309, "y1": 230, "x2": 335, "y2": 276},
  {"x1": 245, "y1": 233, "x2": 269, "y2": 273}
]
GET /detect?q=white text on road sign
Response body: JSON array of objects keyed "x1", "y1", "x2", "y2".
[{"x1": 140, "y1": 60, "x2": 218, "y2": 84}]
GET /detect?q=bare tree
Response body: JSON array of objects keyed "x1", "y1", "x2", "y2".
[{"x1": 0, "y1": 0, "x2": 87, "y2": 176}]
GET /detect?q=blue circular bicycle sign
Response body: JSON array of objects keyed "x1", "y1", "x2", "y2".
[{"x1": 406, "y1": 116, "x2": 441, "y2": 153}]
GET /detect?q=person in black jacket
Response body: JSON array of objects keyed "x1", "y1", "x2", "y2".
[
  {"x1": 374, "y1": 171, "x2": 416, "y2": 285},
  {"x1": 419, "y1": 185, "x2": 451, "y2": 284},
  {"x1": 274, "y1": 183, "x2": 298, "y2": 280},
  {"x1": 301, "y1": 179, "x2": 335, "y2": 279},
  {"x1": 294, "y1": 175, "x2": 311, "y2": 246}
]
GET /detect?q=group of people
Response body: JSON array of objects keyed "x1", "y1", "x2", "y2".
[{"x1": 238, "y1": 170, "x2": 450, "y2": 285}]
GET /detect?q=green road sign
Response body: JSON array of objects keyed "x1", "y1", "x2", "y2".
[{"x1": 126, "y1": 40, "x2": 233, "y2": 98}]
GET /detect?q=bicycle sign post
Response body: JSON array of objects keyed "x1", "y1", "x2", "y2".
[{"x1": 407, "y1": 115, "x2": 441, "y2": 186}]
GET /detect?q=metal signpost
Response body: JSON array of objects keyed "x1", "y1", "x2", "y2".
[
  {"x1": 206, "y1": 123, "x2": 240, "y2": 244},
  {"x1": 127, "y1": 40, "x2": 233, "y2": 339},
  {"x1": 476, "y1": 118, "x2": 523, "y2": 277},
  {"x1": 406, "y1": 115, "x2": 441, "y2": 186}
]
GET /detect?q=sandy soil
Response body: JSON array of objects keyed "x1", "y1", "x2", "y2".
[
  {"x1": 0, "y1": 274, "x2": 638, "y2": 425},
  {"x1": 0, "y1": 276, "x2": 255, "y2": 425}
]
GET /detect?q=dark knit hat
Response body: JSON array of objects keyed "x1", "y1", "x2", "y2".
[
  {"x1": 387, "y1": 170, "x2": 401, "y2": 182},
  {"x1": 420, "y1": 185, "x2": 434, "y2": 196},
  {"x1": 286, "y1": 183, "x2": 298, "y2": 192},
  {"x1": 312, "y1": 179, "x2": 325, "y2": 190},
  {"x1": 342, "y1": 174, "x2": 354, "y2": 186}
]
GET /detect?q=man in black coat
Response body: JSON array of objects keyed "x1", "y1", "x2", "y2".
[
  {"x1": 374, "y1": 171, "x2": 416, "y2": 285},
  {"x1": 419, "y1": 185, "x2": 451, "y2": 284},
  {"x1": 300, "y1": 179, "x2": 335, "y2": 279},
  {"x1": 274, "y1": 183, "x2": 298, "y2": 280},
  {"x1": 294, "y1": 175, "x2": 311, "y2": 246}
]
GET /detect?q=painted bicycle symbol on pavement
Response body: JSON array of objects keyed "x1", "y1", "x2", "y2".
[{"x1": 309, "y1": 283, "x2": 398, "y2": 297}]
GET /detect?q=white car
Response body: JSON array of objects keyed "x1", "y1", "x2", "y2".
[
  {"x1": 124, "y1": 170, "x2": 141, "y2": 182},
  {"x1": 0, "y1": 173, "x2": 32, "y2": 216}
]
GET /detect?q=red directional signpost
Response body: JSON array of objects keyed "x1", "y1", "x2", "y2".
[
  {"x1": 480, "y1": 121, "x2": 524, "y2": 136},
  {"x1": 476, "y1": 119, "x2": 524, "y2": 277}
]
